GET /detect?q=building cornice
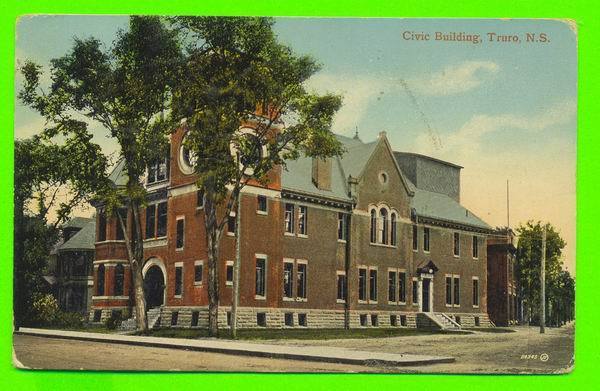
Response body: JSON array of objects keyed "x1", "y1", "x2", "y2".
[{"x1": 417, "y1": 215, "x2": 494, "y2": 235}]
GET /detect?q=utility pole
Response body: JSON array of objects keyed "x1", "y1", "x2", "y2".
[
  {"x1": 231, "y1": 186, "x2": 242, "y2": 339},
  {"x1": 540, "y1": 225, "x2": 546, "y2": 334},
  {"x1": 506, "y1": 179, "x2": 510, "y2": 229}
]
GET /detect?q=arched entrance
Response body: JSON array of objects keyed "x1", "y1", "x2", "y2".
[{"x1": 143, "y1": 259, "x2": 166, "y2": 309}]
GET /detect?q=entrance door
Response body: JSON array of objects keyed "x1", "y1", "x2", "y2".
[
  {"x1": 144, "y1": 265, "x2": 165, "y2": 308},
  {"x1": 422, "y1": 278, "x2": 431, "y2": 312}
]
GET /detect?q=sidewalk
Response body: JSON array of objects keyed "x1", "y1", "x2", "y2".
[{"x1": 15, "y1": 328, "x2": 455, "y2": 367}]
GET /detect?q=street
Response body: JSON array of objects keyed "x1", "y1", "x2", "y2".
[{"x1": 13, "y1": 323, "x2": 574, "y2": 374}]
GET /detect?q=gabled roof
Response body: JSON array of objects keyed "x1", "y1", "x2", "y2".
[
  {"x1": 405, "y1": 178, "x2": 491, "y2": 230},
  {"x1": 108, "y1": 159, "x2": 128, "y2": 187},
  {"x1": 59, "y1": 219, "x2": 96, "y2": 252},
  {"x1": 62, "y1": 216, "x2": 92, "y2": 230}
]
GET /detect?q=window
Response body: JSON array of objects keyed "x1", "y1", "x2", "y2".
[
  {"x1": 257, "y1": 313, "x2": 267, "y2": 327},
  {"x1": 227, "y1": 212, "x2": 236, "y2": 235},
  {"x1": 388, "y1": 271, "x2": 397, "y2": 302},
  {"x1": 284, "y1": 204, "x2": 295, "y2": 234},
  {"x1": 176, "y1": 218, "x2": 185, "y2": 250},
  {"x1": 371, "y1": 314, "x2": 379, "y2": 326},
  {"x1": 453, "y1": 232, "x2": 460, "y2": 256},
  {"x1": 284, "y1": 313, "x2": 294, "y2": 326},
  {"x1": 453, "y1": 276, "x2": 460, "y2": 306},
  {"x1": 175, "y1": 265, "x2": 183, "y2": 297},
  {"x1": 399, "y1": 272, "x2": 406, "y2": 303},
  {"x1": 255, "y1": 257, "x2": 266, "y2": 298},
  {"x1": 412, "y1": 278, "x2": 418, "y2": 304},
  {"x1": 283, "y1": 261, "x2": 294, "y2": 299},
  {"x1": 297, "y1": 262, "x2": 307, "y2": 299},
  {"x1": 390, "y1": 314, "x2": 398, "y2": 327},
  {"x1": 336, "y1": 272, "x2": 347, "y2": 302},
  {"x1": 298, "y1": 205, "x2": 307, "y2": 236},
  {"x1": 338, "y1": 212, "x2": 347, "y2": 241},
  {"x1": 400, "y1": 315, "x2": 407, "y2": 326},
  {"x1": 194, "y1": 262, "x2": 203, "y2": 285},
  {"x1": 191, "y1": 311, "x2": 200, "y2": 327},
  {"x1": 157, "y1": 202, "x2": 168, "y2": 237},
  {"x1": 197, "y1": 189, "x2": 204, "y2": 208},
  {"x1": 360, "y1": 314, "x2": 368, "y2": 327},
  {"x1": 472, "y1": 278, "x2": 479, "y2": 307},
  {"x1": 98, "y1": 211, "x2": 106, "y2": 242},
  {"x1": 226, "y1": 261, "x2": 234, "y2": 286},
  {"x1": 423, "y1": 227, "x2": 430, "y2": 252},
  {"x1": 472, "y1": 236, "x2": 479, "y2": 259},
  {"x1": 147, "y1": 156, "x2": 169, "y2": 184},
  {"x1": 227, "y1": 311, "x2": 232, "y2": 326},
  {"x1": 370, "y1": 209, "x2": 377, "y2": 243},
  {"x1": 455, "y1": 316, "x2": 461, "y2": 325},
  {"x1": 369, "y1": 269, "x2": 378, "y2": 302},
  {"x1": 358, "y1": 268, "x2": 367, "y2": 301},
  {"x1": 474, "y1": 316, "x2": 480, "y2": 326},
  {"x1": 116, "y1": 208, "x2": 127, "y2": 240},
  {"x1": 257, "y1": 195, "x2": 267, "y2": 214},
  {"x1": 145, "y1": 205, "x2": 156, "y2": 239},
  {"x1": 445, "y1": 276, "x2": 453, "y2": 306},
  {"x1": 96, "y1": 264, "x2": 105, "y2": 296},
  {"x1": 298, "y1": 313, "x2": 307, "y2": 327},
  {"x1": 379, "y1": 209, "x2": 388, "y2": 244},
  {"x1": 114, "y1": 264, "x2": 124, "y2": 296},
  {"x1": 171, "y1": 311, "x2": 179, "y2": 326},
  {"x1": 412, "y1": 225, "x2": 418, "y2": 251},
  {"x1": 390, "y1": 213, "x2": 397, "y2": 246},
  {"x1": 93, "y1": 310, "x2": 102, "y2": 322}
]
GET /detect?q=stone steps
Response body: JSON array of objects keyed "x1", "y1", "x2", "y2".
[{"x1": 118, "y1": 307, "x2": 162, "y2": 332}]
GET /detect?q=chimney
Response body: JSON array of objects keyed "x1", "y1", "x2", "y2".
[{"x1": 312, "y1": 158, "x2": 332, "y2": 191}]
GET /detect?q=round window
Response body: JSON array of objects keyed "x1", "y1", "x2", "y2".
[
  {"x1": 178, "y1": 134, "x2": 197, "y2": 175},
  {"x1": 379, "y1": 171, "x2": 388, "y2": 185}
]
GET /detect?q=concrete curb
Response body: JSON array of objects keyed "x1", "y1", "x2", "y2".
[{"x1": 15, "y1": 328, "x2": 455, "y2": 367}]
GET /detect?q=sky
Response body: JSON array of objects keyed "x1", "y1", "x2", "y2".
[{"x1": 14, "y1": 16, "x2": 577, "y2": 274}]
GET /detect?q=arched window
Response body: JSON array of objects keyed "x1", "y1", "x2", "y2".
[
  {"x1": 370, "y1": 209, "x2": 377, "y2": 243},
  {"x1": 380, "y1": 208, "x2": 389, "y2": 244},
  {"x1": 114, "y1": 264, "x2": 124, "y2": 296},
  {"x1": 97, "y1": 264, "x2": 105, "y2": 296},
  {"x1": 391, "y1": 212, "x2": 397, "y2": 246}
]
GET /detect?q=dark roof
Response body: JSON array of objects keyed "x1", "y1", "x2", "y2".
[
  {"x1": 62, "y1": 216, "x2": 93, "y2": 230},
  {"x1": 394, "y1": 151, "x2": 463, "y2": 169},
  {"x1": 59, "y1": 219, "x2": 96, "y2": 252}
]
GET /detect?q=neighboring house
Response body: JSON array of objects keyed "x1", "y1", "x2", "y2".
[
  {"x1": 487, "y1": 228, "x2": 519, "y2": 326},
  {"x1": 90, "y1": 121, "x2": 494, "y2": 329},
  {"x1": 56, "y1": 217, "x2": 95, "y2": 314}
]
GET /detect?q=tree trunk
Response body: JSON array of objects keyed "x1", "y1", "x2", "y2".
[{"x1": 205, "y1": 190, "x2": 222, "y2": 337}]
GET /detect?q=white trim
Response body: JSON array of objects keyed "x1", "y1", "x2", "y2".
[
  {"x1": 225, "y1": 261, "x2": 234, "y2": 286},
  {"x1": 174, "y1": 262, "x2": 184, "y2": 299},
  {"x1": 178, "y1": 133, "x2": 196, "y2": 175},
  {"x1": 336, "y1": 270, "x2": 347, "y2": 303},
  {"x1": 240, "y1": 185, "x2": 281, "y2": 198},
  {"x1": 169, "y1": 183, "x2": 197, "y2": 198},
  {"x1": 92, "y1": 295, "x2": 129, "y2": 300},
  {"x1": 472, "y1": 276, "x2": 480, "y2": 308},
  {"x1": 255, "y1": 254, "x2": 268, "y2": 300},
  {"x1": 194, "y1": 260, "x2": 204, "y2": 286},
  {"x1": 176, "y1": 216, "x2": 185, "y2": 251},
  {"x1": 95, "y1": 240, "x2": 126, "y2": 245},
  {"x1": 142, "y1": 257, "x2": 167, "y2": 305},
  {"x1": 94, "y1": 259, "x2": 128, "y2": 265}
]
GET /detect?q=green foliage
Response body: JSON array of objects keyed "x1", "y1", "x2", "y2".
[
  {"x1": 516, "y1": 221, "x2": 575, "y2": 325},
  {"x1": 105, "y1": 311, "x2": 123, "y2": 330},
  {"x1": 27, "y1": 293, "x2": 85, "y2": 328}
]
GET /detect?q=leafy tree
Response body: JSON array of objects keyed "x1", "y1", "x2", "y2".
[
  {"x1": 168, "y1": 16, "x2": 344, "y2": 336},
  {"x1": 14, "y1": 136, "x2": 108, "y2": 328},
  {"x1": 515, "y1": 221, "x2": 573, "y2": 326},
  {"x1": 18, "y1": 16, "x2": 183, "y2": 331}
]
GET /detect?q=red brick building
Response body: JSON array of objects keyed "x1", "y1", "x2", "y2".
[
  {"x1": 487, "y1": 229, "x2": 518, "y2": 326},
  {"x1": 90, "y1": 125, "x2": 495, "y2": 329}
]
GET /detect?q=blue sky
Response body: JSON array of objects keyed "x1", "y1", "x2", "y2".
[{"x1": 14, "y1": 16, "x2": 577, "y2": 272}]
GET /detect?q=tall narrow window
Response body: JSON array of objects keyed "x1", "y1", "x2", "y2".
[
  {"x1": 157, "y1": 202, "x2": 168, "y2": 237},
  {"x1": 226, "y1": 261, "x2": 234, "y2": 286},
  {"x1": 297, "y1": 263, "x2": 307, "y2": 299},
  {"x1": 227, "y1": 212, "x2": 236, "y2": 235},
  {"x1": 194, "y1": 262, "x2": 203, "y2": 285},
  {"x1": 369, "y1": 269, "x2": 378, "y2": 302},
  {"x1": 388, "y1": 271, "x2": 397, "y2": 302},
  {"x1": 453, "y1": 232, "x2": 460, "y2": 256},
  {"x1": 390, "y1": 213, "x2": 397, "y2": 246},
  {"x1": 338, "y1": 212, "x2": 347, "y2": 241},
  {"x1": 358, "y1": 268, "x2": 367, "y2": 301},
  {"x1": 97, "y1": 264, "x2": 105, "y2": 296},
  {"x1": 412, "y1": 278, "x2": 418, "y2": 304},
  {"x1": 283, "y1": 261, "x2": 294, "y2": 299},
  {"x1": 116, "y1": 208, "x2": 127, "y2": 240},
  {"x1": 298, "y1": 206, "x2": 307, "y2": 235},
  {"x1": 399, "y1": 272, "x2": 406, "y2": 303},
  {"x1": 255, "y1": 257, "x2": 266, "y2": 298},
  {"x1": 472, "y1": 278, "x2": 479, "y2": 307},
  {"x1": 175, "y1": 265, "x2": 183, "y2": 297},
  {"x1": 197, "y1": 189, "x2": 204, "y2": 208},
  {"x1": 472, "y1": 236, "x2": 479, "y2": 259},
  {"x1": 176, "y1": 218, "x2": 185, "y2": 249},
  {"x1": 423, "y1": 227, "x2": 430, "y2": 252},
  {"x1": 445, "y1": 276, "x2": 453, "y2": 306},
  {"x1": 257, "y1": 195, "x2": 267, "y2": 214},
  {"x1": 284, "y1": 204, "x2": 295, "y2": 234},
  {"x1": 114, "y1": 264, "x2": 124, "y2": 296},
  {"x1": 412, "y1": 225, "x2": 418, "y2": 250},
  {"x1": 145, "y1": 205, "x2": 156, "y2": 239},
  {"x1": 453, "y1": 276, "x2": 460, "y2": 306},
  {"x1": 336, "y1": 272, "x2": 347, "y2": 302},
  {"x1": 98, "y1": 210, "x2": 107, "y2": 242},
  {"x1": 370, "y1": 209, "x2": 377, "y2": 243},
  {"x1": 380, "y1": 209, "x2": 388, "y2": 244}
]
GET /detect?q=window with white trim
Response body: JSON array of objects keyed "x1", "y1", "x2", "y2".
[
  {"x1": 453, "y1": 232, "x2": 460, "y2": 257},
  {"x1": 379, "y1": 208, "x2": 388, "y2": 244},
  {"x1": 147, "y1": 154, "x2": 169, "y2": 184},
  {"x1": 227, "y1": 212, "x2": 236, "y2": 236},
  {"x1": 472, "y1": 277, "x2": 479, "y2": 307},
  {"x1": 338, "y1": 212, "x2": 347, "y2": 241},
  {"x1": 399, "y1": 271, "x2": 407, "y2": 303},
  {"x1": 472, "y1": 235, "x2": 479, "y2": 259},
  {"x1": 298, "y1": 205, "x2": 307, "y2": 236},
  {"x1": 176, "y1": 217, "x2": 185, "y2": 250},
  {"x1": 388, "y1": 270, "x2": 397, "y2": 302},
  {"x1": 336, "y1": 271, "x2": 347, "y2": 302},
  {"x1": 225, "y1": 261, "x2": 234, "y2": 286},
  {"x1": 255, "y1": 256, "x2": 266, "y2": 299},
  {"x1": 370, "y1": 209, "x2": 377, "y2": 243},
  {"x1": 453, "y1": 276, "x2": 460, "y2": 306},
  {"x1": 282, "y1": 259, "x2": 308, "y2": 301},
  {"x1": 358, "y1": 267, "x2": 367, "y2": 302},
  {"x1": 390, "y1": 212, "x2": 397, "y2": 246},
  {"x1": 194, "y1": 261, "x2": 203, "y2": 285},
  {"x1": 412, "y1": 225, "x2": 418, "y2": 251},
  {"x1": 284, "y1": 203, "x2": 295, "y2": 234},
  {"x1": 283, "y1": 260, "x2": 294, "y2": 299},
  {"x1": 423, "y1": 227, "x2": 430, "y2": 252},
  {"x1": 297, "y1": 262, "x2": 307, "y2": 299},
  {"x1": 369, "y1": 269, "x2": 378, "y2": 302},
  {"x1": 257, "y1": 195, "x2": 268, "y2": 214},
  {"x1": 174, "y1": 264, "x2": 183, "y2": 297}
]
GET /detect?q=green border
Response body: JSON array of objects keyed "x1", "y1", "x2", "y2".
[{"x1": 1, "y1": 0, "x2": 597, "y2": 389}]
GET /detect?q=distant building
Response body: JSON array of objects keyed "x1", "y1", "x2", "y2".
[
  {"x1": 487, "y1": 229, "x2": 518, "y2": 326},
  {"x1": 90, "y1": 122, "x2": 494, "y2": 329},
  {"x1": 56, "y1": 217, "x2": 95, "y2": 314}
]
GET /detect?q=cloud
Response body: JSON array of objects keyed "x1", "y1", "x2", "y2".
[{"x1": 407, "y1": 60, "x2": 499, "y2": 97}]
